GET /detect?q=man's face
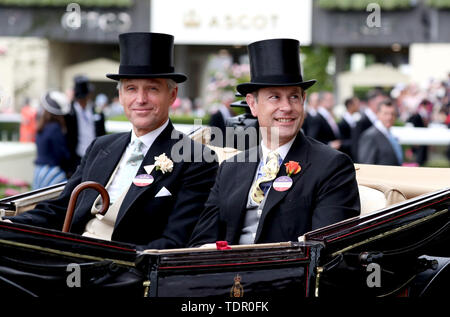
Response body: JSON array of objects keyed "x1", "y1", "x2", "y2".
[
  {"x1": 377, "y1": 104, "x2": 396, "y2": 129},
  {"x1": 349, "y1": 97, "x2": 361, "y2": 113},
  {"x1": 247, "y1": 86, "x2": 305, "y2": 148},
  {"x1": 321, "y1": 92, "x2": 335, "y2": 111},
  {"x1": 119, "y1": 78, "x2": 177, "y2": 136}
]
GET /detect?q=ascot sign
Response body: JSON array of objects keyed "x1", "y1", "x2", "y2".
[{"x1": 151, "y1": 0, "x2": 312, "y2": 45}]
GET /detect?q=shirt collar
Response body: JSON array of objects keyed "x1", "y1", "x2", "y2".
[
  {"x1": 261, "y1": 136, "x2": 295, "y2": 163},
  {"x1": 374, "y1": 120, "x2": 391, "y2": 138},
  {"x1": 74, "y1": 101, "x2": 92, "y2": 113},
  {"x1": 343, "y1": 111, "x2": 356, "y2": 128},
  {"x1": 318, "y1": 106, "x2": 332, "y2": 120},
  {"x1": 130, "y1": 119, "x2": 169, "y2": 154},
  {"x1": 365, "y1": 108, "x2": 378, "y2": 124}
]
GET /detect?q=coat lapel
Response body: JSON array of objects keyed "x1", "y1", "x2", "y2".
[
  {"x1": 115, "y1": 122, "x2": 175, "y2": 228},
  {"x1": 88, "y1": 133, "x2": 131, "y2": 186},
  {"x1": 72, "y1": 132, "x2": 130, "y2": 227},
  {"x1": 226, "y1": 147, "x2": 261, "y2": 243},
  {"x1": 255, "y1": 132, "x2": 312, "y2": 242}
]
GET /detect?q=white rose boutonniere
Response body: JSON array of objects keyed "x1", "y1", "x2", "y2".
[{"x1": 154, "y1": 153, "x2": 174, "y2": 174}]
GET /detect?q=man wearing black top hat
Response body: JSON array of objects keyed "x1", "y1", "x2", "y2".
[
  {"x1": 65, "y1": 75, "x2": 106, "y2": 177},
  {"x1": 190, "y1": 38, "x2": 360, "y2": 246},
  {"x1": 7, "y1": 33, "x2": 218, "y2": 250}
]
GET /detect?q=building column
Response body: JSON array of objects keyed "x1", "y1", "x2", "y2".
[{"x1": 333, "y1": 46, "x2": 347, "y2": 103}]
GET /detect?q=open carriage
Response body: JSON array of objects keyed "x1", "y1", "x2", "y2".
[{"x1": 0, "y1": 129, "x2": 449, "y2": 297}]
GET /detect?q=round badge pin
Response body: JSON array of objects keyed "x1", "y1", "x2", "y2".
[
  {"x1": 133, "y1": 174, "x2": 154, "y2": 187},
  {"x1": 273, "y1": 176, "x2": 293, "y2": 192}
]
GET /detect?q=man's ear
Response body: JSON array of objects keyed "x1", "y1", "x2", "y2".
[
  {"x1": 170, "y1": 85, "x2": 178, "y2": 104},
  {"x1": 246, "y1": 93, "x2": 258, "y2": 118}
]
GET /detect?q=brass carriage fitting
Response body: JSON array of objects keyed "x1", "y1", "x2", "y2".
[
  {"x1": 315, "y1": 266, "x2": 324, "y2": 297},
  {"x1": 143, "y1": 280, "x2": 151, "y2": 297}
]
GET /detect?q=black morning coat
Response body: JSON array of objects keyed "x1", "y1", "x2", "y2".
[
  {"x1": 11, "y1": 122, "x2": 218, "y2": 251},
  {"x1": 189, "y1": 131, "x2": 360, "y2": 246}
]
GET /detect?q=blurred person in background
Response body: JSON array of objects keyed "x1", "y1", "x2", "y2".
[
  {"x1": 65, "y1": 75, "x2": 106, "y2": 177},
  {"x1": 307, "y1": 91, "x2": 342, "y2": 150},
  {"x1": 33, "y1": 91, "x2": 71, "y2": 189},
  {"x1": 105, "y1": 96, "x2": 125, "y2": 118},
  {"x1": 209, "y1": 90, "x2": 236, "y2": 147},
  {"x1": 358, "y1": 100, "x2": 402, "y2": 166},
  {"x1": 19, "y1": 97, "x2": 37, "y2": 143},
  {"x1": 302, "y1": 91, "x2": 319, "y2": 136},
  {"x1": 351, "y1": 89, "x2": 387, "y2": 162},
  {"x1": 407, "y1": 99, "x2": 430, "y2": 166},
  {"x1": 338, "y1": 96, "x2": 360, "y2": 161}
]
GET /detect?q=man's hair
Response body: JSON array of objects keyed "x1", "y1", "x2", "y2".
[
  {"x1": 116, "y1": 78, "x2": 177, "y2": 91},
  {"x1": 376, "y1": 99, "x2": 394, "y2": 112},
  {"x1": 318, "y1": 91, "x2": 333, "y2": 103},
  {"x1": 367, "y1": 88, "x2": 385, "y2": 101},
  {"x1": 344, "y1": 97, "x2": 354, "y2": 109}
]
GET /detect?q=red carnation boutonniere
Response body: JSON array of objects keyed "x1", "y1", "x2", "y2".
[{"x1": 284, "y1": 161, "x2": 301, "y2": 177}]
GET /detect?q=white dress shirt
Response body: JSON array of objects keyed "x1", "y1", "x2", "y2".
[
  {"x1": 106, "y1": 119, "x2": 169, "y2": 201},
  {"x1": 343, "y1": 111, "x2": 357, "y2": 129},
  {"x1": 74, "y1": 101, "x2": 96, "y2": 157}
]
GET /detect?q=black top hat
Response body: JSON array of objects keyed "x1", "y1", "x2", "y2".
[
  {"x1": 74, "y1": 75, "x2": 94, "y2": 99},
  {"x1": 106, "y1": 32, "x2": 187, "y2": 83},
  {"x1": 237, "y1": 38, "x2": 316, "y2": 95}
]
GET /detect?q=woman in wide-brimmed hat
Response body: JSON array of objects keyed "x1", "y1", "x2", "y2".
[{"x1": 33, "y1": 90, "x2": 71, "y2": 189}]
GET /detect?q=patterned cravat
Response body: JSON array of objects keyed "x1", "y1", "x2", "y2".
[
  {"x1": 126, "y1": 139, "x2": 145, "y2": 166},
  {"x1": 250, "y1": 151, "x2": 281, "y2": 204},
  {"x1": 109, "y1": 139, "x2": 144, "y2": 204}
]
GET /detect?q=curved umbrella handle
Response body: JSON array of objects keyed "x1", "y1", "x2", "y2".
[{"x1": 62, "y1": 181, "x2": 110, "y2": 233}]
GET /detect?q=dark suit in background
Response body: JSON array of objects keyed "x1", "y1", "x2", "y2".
[
  {"x1": 65, "y1": 102, "x2": 106, "y2": 176},
  {"x1": 351, "y1": 112, "x2": 374, "y2": 162},
  {"x1": 308, "y1": 112, "x2": 339, "y2": 145},
  {"x1": 407, "y1": 113, "x2": 428, "y2": 166},
  {"x1": 338, "y1": 117, "x2": 354, "y2": 160},
  {"x1": 358, "y1": 126, "x2": 401, "y2": 166}
]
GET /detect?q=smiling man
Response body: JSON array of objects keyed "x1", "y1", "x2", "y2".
[
  {"x1": 189, "y1": 38, "x2": 360, "y2": 246},
  {"x1": 5, "y1": 33, "x2": 218, "y2": 250}
]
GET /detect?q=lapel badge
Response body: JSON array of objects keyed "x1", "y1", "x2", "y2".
[
  {"x1": 273, "y1": 176, "x2": 293, "y2": 192},
  {"x1": 133, "y1": 174, "x2": 154, "y2": 187}
]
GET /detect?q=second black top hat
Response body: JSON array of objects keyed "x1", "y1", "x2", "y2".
[
  {"x1": 106, "y1": 32, "x2": 187, "y2": 83},
  {"x1": 237, "y1": 38, "x2": 316, "y2": 95}
]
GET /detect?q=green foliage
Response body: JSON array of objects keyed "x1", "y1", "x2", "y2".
[
  {"x1": 318, "y1": 0, "x2": 414, "y2": 11},
  {"x1": 108, "y1": 115, "x2": 211, "y2": 125},
  {"x1": 0, "y1": 122, "x2": 20, "y2": 141},
  {"x1": 301, "y1": 46, "x2": 334, "y2": 93},
  {"x1": 0, "y1": 0, "x2": 132, "y2": 7},
  {"x1": 427, "y1": 0, "x2": 450, "y2": 8},
  {"x1": 353, "y1": 86, "x2": 392, "y2": 100},
  {"x1": 424, "y1": 159, "x2": 450, "y2": 168}
]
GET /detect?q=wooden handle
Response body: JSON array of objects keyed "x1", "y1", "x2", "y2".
[{"x1": 62, "y1": 181, "x2": 110, "y2": 233}]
